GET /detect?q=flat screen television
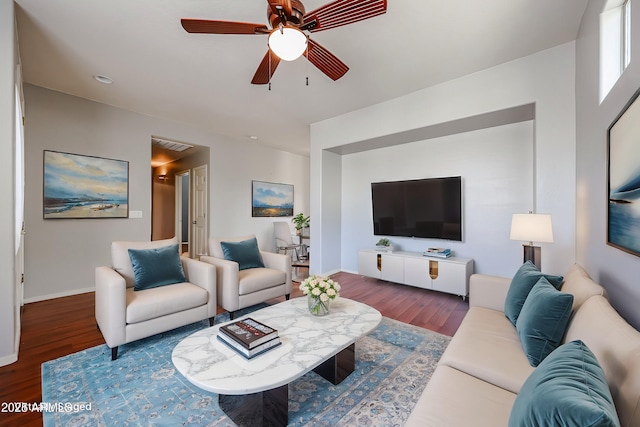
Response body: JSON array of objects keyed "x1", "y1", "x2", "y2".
[{"x1": 371, "y1": 176, "x2": 462, "y2": 241}]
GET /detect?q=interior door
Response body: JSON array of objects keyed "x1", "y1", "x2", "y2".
[
  {"x1": 192, "y1": 165, "x2": 208, "y2": 258},
  {"x1": 175, "y1": 170, "x2": 190, "y2": 255}
]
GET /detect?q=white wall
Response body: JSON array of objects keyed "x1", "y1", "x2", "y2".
[
  {"x1": 0, "y1": 0, "x2": 18, "y2": 366},
  {"x1": 340, "y1": 122, "x2": 534, "y2": 277},
  {"x1": 23, "y1": 84, "x2": 309, "y2": 302},
  {"x1": 576, "y1": 0, "x2": 640, "y2": 329},
  {"x1": 207, "y1": 129, "x2": 310, "y2": 251},
  {"x1": 310, "y1": 42, "x2": 577, "y2": 279}
]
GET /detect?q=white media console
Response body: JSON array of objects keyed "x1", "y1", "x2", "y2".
[{"x1": 358, "y1": 249, "x2": 474, "y2": 299}]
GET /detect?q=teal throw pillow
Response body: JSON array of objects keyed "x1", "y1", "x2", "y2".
[
  {"x1": 128, "y1": 244, "x2": 186, "y2": 291},
  {"x1": 220, "y1": 237, "x2": 265, "y2": 270},
  {"x1": 504, "y1": 261, "x2": 564, "y2": 325},
  {"x1": 509, "y1": 340, "x2": 620, "y2": 427},
  {"x1": 516, "y1": 277, "x2": 574, "y2": 366}
]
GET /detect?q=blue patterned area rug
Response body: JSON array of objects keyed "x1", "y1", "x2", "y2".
[{"x1": 42, "y1": 306, "x2": 450, "y2": 426}]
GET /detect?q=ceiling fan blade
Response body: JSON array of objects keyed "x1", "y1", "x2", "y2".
[
  {"x1": 251, "y1": 50, "x2": 282, "y2": 84},
  {"x1": 304, "y1": 38, "x2": 349, "y2": 81},
  {"x1": 267, "y1": 0, "x2": 293, "y2": 17},
  {"x1": 302, "y1": 0, "x2": 387, "y2": 32},
  {"x1": 181, "y1": 19, "x2": 269, "y2": 34}
]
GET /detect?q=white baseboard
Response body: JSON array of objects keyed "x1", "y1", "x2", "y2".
[{"x1": 23, "y1": 287, "x2": 94, "y2": 304}]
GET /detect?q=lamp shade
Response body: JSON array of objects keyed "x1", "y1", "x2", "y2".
[
  {"x1": 268, "y1": 27, "x2": 307, "y2": 61},
  {"x1": 510, "y1": 213, "x2": 554, "y2": 244}
]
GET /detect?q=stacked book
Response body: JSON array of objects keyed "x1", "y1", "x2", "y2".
[
  {"x1": 217, "y1": 317, "x2": 281, "y2": 359},
  {"x1": 423, "y1": 248, "x2": 452, "y2": 258}
]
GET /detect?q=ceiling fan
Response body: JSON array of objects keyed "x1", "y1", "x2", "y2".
[{"x1": 181, "y1": 0, "x2": 387, "y2": 85}]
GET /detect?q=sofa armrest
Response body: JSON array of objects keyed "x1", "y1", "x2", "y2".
[
  {"x1": 261, "y1": 251, "x2": 292, "y2": 293},
  {"x1": 469, "y1": 274, "x2": 511, "y2": 312},
  {"x1": 95, "y1": 266, "x2": 127, "y2": 348},
  {"x1": 181, "y1": 256, "x2": 217, "y2": 317},
  {"x1": 200, "y1": 255, "x2": 240, "y2": 310}
]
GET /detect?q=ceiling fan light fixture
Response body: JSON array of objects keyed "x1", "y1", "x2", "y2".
[{"x1": 268, "y1": 26, "x2": 307, "y2": 61}]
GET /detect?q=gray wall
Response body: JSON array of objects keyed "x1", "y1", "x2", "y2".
[
  {"x1": 23, "y1": 84, "x2": 309, "y2": 302},
  {"x1": 576, "y1": 0, "x2": 640, "y2": 329}
]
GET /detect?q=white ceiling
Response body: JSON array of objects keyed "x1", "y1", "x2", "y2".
[{"x1": 15, "y1": 0, "x2": 587, "y2": 157}]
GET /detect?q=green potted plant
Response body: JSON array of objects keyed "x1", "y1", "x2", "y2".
[{"x1": 291, "y1": 213, "x2": 310, "y2": 235}]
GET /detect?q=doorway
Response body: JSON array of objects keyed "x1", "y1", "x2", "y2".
[
  {"x1": 151, "y1": 137, "x2": 210, "y2": 256},
  {"x1": 174, "y1": 166, "x2": 208, "y2": 258}
]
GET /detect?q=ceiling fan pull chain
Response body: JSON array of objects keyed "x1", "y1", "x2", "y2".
[
  {"x1": 268, "y1": 47, "x2": 272, "y2": 91},
  {"x1": 305, "y1": 39, "x2": 310, "y2": 86}
]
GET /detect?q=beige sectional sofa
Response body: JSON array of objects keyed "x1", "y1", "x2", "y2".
[{"x1": 406, "y1": 264, "x2": 640, "y2": 427}]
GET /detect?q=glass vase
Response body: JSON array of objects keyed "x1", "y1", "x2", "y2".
[{"x1": 308, "y1": 295, "x2": 330, "y2": 316}]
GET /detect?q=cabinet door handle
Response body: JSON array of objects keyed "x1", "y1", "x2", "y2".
[
  {"x1": 377, "y1": 254, "x2": 382, "y2": 271},
  {"x1": 429, "y1": 260, "x2": 439, "y2": 280}
]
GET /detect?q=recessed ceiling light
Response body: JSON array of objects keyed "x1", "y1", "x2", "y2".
[
  {"x1": 93, "y1": 75, "x2": 113, "y2": 85},
  {"x1": 248, "y1": 135, "x2": 259, "y2": 140}
]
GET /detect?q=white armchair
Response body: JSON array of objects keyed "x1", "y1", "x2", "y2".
[
  {"x1": 95, "y1": 237, "x2": 216, "y2": 360},
  {"x1": 200, "y1": 235, "x2": 292, "y2": 320}
]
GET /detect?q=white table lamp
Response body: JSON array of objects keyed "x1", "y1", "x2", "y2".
[{"x1": 510, "y1": 213, "x2": 553, "y2": 270}]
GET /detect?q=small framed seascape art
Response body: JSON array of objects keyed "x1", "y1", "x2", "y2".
[
  {"x1": 607, "y1": 88, "x2": 640, "y2": 256},
  {"x1": 43, "y1": 150, "x2": 129, "y2": 219},
  {"x1": 251, "y1": 180, "x2": 294, "y2": 217}
]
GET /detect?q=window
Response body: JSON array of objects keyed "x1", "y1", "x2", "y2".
[
  {"x1": 600, "y1": 0, "x2": 632, "y2": 102},
  {"x1": 624, "y1": 0, "x2": 631, "y2": 68}
]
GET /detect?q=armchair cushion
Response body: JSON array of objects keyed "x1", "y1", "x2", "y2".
[
  {"x1": 112, "y1": 237, "x2": 178, "y2": 288},
  {"x1": 128, "y1": 243, "x2": 186, "y2": 291},
  {"x1": 125, "y1": 282, "x2": 208, "y2": 324},
  {"x1": 238, "y1": 268, "x2": 287, "y2": 295},
  {"x1": 220, "y1": 237, "x2": 264, "y2": 270}
]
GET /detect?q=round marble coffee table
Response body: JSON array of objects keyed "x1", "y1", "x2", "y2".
[{"x1": 172, "y1": 297, "x2": 381, "y2": 426}]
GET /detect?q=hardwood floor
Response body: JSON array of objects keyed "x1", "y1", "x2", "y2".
[
  {"x1": 0, "y1": 271, "x2": 468, "y2": 427},
  {"x1": 327, "y1": 272, "x2": 469, "y2": 336}
]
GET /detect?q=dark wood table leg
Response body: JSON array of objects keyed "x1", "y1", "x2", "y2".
[
  {"x1": 313, "y1": 343, "x2": 355, "y2": 385},
  {"x1": 218, "y1": 384, "x2": 288, "y2": 427}
]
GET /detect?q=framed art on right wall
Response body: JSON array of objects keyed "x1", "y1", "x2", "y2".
[{"x1": 608, "y1": 87, "x2": 640, "y2": 257}]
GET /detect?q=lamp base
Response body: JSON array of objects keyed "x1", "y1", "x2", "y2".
[{"x1": 523, "y1": 244, "x2": 542, "y2": 270}]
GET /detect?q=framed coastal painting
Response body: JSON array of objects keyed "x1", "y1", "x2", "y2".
[
  {"x1": 43, "y1": 150, "x2": 129, "y2": 219},
  {"x1": 607, "y1": 88, "x2": 640, "y2": 256},
  {"x1": 251, "y1": 180, "x2": 293, "y2": 217}
]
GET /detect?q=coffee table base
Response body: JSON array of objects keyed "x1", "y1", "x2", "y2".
[
  {"x1": 219, "y1": 384, "x2": 288, "y2": 427},
  {"x1": 218, "y1": 344, "x2": 356, "y2": 426},
  {"x1": 312, "y1": 343, "x2": 355, "y2": 385}
]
